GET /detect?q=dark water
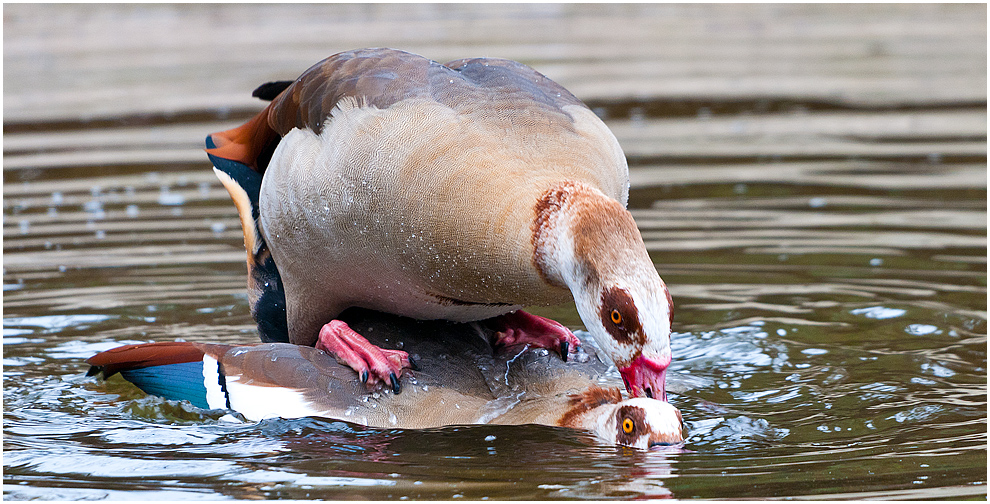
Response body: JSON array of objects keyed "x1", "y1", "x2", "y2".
[{"x1": 4, "y1": 3, "x2": 987, "y2": 500}]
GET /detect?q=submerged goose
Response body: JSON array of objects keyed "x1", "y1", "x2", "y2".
[
  {"x1": 87, "y1": 315, "x2": 683, "y2": 449},
  {"x1": 206, "y1": 48, "x2": 672, "y2": 399}
]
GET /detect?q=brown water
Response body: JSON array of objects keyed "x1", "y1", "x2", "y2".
[{"x1": 3, "y1": 4, "x2": 987, "y2": 500}]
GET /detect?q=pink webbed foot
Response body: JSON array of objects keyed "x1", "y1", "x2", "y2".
[
  {"x1": 488, "y1": 310, "x2": 581, "y2": 361},
  {"x1": 315, "y1": 320, "x2": 415, "y2": 394}
]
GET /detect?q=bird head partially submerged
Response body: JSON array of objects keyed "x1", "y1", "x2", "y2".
[
  {"x1": 534, "y1": 181, "x2": 673, "y2": 399},
  {"x1": 559, "y1": 386, "x2": 683, "y2": 449}
]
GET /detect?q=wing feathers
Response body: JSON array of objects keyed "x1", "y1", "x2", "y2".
[
  {"x1": 205, "y1": 48, "x2": 588, "y2": 174},
  {"x1": 86, "y1": 342, "x2": 207, "y2": 379}
]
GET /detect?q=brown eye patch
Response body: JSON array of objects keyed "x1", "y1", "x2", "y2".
[
  {"x1": 616, "y1": 405, "x2": 646, "y2": 446},
  {"x1": 599, "y1": 286, "x2": 643, "y2": 345}
]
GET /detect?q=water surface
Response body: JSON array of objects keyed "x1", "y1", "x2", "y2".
[{"x1": 4, "y1": 4, "x2": 986, "y2": 500}]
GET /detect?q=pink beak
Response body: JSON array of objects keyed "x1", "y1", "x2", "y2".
[{"x1": 619, "y1": 354, "x2": 670, "y2": 400}]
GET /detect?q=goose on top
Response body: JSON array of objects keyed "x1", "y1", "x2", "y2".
[{"x1": 205, "y1": 48, "x2": 673, "y2": 400}]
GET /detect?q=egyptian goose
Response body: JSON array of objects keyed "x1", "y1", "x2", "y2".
[
  {"x1": 86, "y1": 316, "x2": 684, "y2": 449},
  {"x1": 206, "y1": 48, "x2": 672, "y2": 399}
]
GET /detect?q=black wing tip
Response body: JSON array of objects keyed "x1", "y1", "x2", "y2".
[{"x1": 252, "y1": 81, "x2": 294, "y2": 101}]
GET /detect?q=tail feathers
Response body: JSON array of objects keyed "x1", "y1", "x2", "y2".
[
  {"x1": 86, "y1": 342, "x2": 214, "y2": 410},
  {"x1": 121, "y1": 362, "x2": 210, "y2": 410},
  {"x1": 205, "y1": 108, "x2": 280, "y2": 173},
  {"x1": 252, "y1": 80, "x2": 294, "y2": 101}
]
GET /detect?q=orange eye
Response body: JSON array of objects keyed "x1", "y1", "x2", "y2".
[
  {"x1": 610, "y1": 309, "x2": 622, "y2": 325},
  {"x1": 622, "y1": 418, "x2": 634, "y2": 434}
]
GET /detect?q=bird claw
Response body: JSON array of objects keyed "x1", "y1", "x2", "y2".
[
  {"x1": 489, "y1": 310, "x2": 580, "y2": 362},
  {"x1": 389, "y1": 372, "x2": 400, "y2": 394},
  {"x1": 316, "y1": 320, "x2": 413, "y2": 393}
]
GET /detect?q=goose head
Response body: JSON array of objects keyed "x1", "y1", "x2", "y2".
[
  {"x1": 559, "y1": 386, "x2": 683, "y2": 448},
  {"x1": 534, "y1": 181, "x2": 672, "y2": 399}
]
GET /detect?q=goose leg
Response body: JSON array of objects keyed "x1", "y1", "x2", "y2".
[
  {"x1": 489, "y1": 310, "x2": 581, "y2": 361},
  {"x1": 316, "y1": 320, "x2": 412, "y2": 393}
]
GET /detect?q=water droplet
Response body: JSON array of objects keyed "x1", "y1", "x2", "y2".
[
  {"x1": 906, "y1": 324, "x2": 939, "y2": 336},
  {"x1": 629, "y1": 106, "x2": 645, "y2": 125},
  {"x1": 158, "y1": 189, "x2": 185, "y2": 206},
  {"x1": 83, "y1": 200, "x2": 102, "y2": 214}
]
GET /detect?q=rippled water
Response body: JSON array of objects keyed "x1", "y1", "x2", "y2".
[{"x1": 4, "y1": 4, "x2": 987, "y2": 500}]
